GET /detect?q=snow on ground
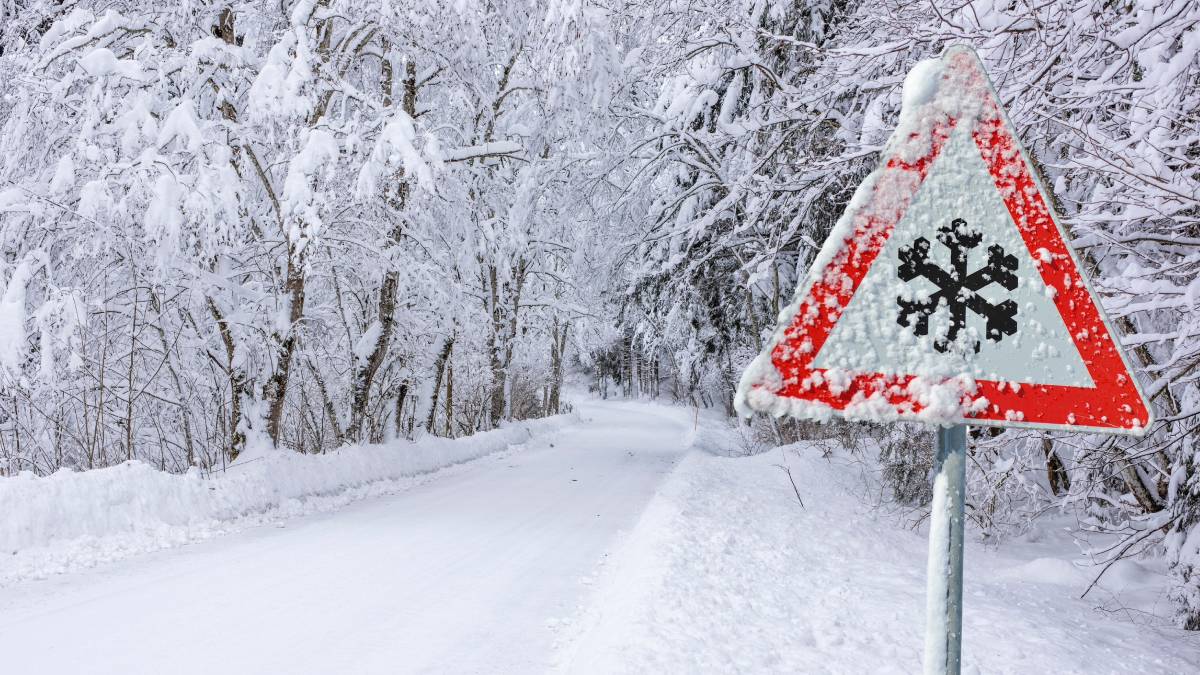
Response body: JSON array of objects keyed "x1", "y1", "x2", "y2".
[
  {"x1": 557, "y1": 422, "x2": 1200, "y2": 674},
  {"x1": 0, "y1": 398, "x2": 687, "y2": 674},
  {"x1": 1, "y1": 398, "x2": 1195, "y2": 674},
  {"x1": 0, "y1": 413, "x2": 577, "y2": 586}
]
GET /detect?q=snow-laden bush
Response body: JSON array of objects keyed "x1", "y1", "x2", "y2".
[{"x1": 880, "y1": 425, "x2": 934, "y2": 507}]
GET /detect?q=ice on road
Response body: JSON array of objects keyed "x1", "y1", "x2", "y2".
[{"x1": 0, "y1": 400, "x2": 685, "y2": 675}]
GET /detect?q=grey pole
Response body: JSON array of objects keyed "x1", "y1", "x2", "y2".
[{"x1": 923, "y1": 424, "x2": 966, "y2": 675}]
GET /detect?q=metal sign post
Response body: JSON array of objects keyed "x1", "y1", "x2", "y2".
[{"x1": 923, "y1": 425, "x2": 966, "y2": 675}]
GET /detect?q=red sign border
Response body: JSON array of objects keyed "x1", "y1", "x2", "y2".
[{"x1": 753, "y1": 47, "x2": 1152, "y2": 434}]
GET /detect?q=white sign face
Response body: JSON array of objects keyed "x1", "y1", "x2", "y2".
[
  {"x1": 735, "y1": 46, "x2": 1152, "y2": 433},
  {"x1": 811, "y1": 124, "x2": 1093, "y2": 388}
]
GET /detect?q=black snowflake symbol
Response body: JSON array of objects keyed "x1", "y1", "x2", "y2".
[{"x1": 896, "y1": 218, "x2": 1019, "y2": 353}]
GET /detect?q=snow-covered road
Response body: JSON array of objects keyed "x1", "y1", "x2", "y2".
[
  {"x1": 0, "y1": 399, "x2": 686, "y2": 675},
  {"x1": 6, "y1": 399, "x2": 1192, "y2": 675}
]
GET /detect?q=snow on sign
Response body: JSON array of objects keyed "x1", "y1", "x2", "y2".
[{"x1": 735, "y1": 46, "x2": 1152, "y2": 434}]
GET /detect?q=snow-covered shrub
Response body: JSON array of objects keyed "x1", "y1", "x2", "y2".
[
  {"x1": 880, "y1": 425, "x2": 934, "y2": 507},
  {"x1": 1169, "y1": 451, "x2": 1200, "y2": 629}
]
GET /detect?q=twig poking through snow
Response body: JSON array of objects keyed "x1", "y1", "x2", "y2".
[{"x1": 773, "y1": 450, "x2": 805, "y2": 509}]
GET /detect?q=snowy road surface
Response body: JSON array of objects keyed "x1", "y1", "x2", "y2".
[{"x1": 0, "y1": 399, "x2": 685, "y2": 675}]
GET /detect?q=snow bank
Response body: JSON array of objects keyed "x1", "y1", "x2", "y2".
[
  {"x1": 0, "y1": 415, "x2": 574, "y2": 584},
  {"x1": 558, "y1": 429, "x2": 1197, "y2": 674}
]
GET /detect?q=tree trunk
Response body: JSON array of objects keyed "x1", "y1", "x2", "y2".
[
  {"x1": 347, "y1": 55, "x2": 417, "y2": 441},
  {"x1": 265, "y1": 254, "x2": 306, "y2": 447},
  {"x1": 348, "y1": 276, "x2": 396, "y2": 440},
  {"x1": 1042, "y1": 437, "x2": 1071, "y2": 496},
  {"x1": 444, "y1": 349, "x2": 454, "y2": 437},
  {"x1": 1122, "y1": 463, "x2": 1163, "y2": 513},
  {"x1": 487, "y1": 264, "x2": 506, "y2": 427},
  {"x1": 426, "y1": 335, "x2": 455, "y2": 434},
  {"x1": 207, "y1": 298, "x2": 247, "y2": 461},
  {"x1": 125, "y1": 286, "x2": 137, "y2": 461},
  {"x1": 394, "y1": 381, "x2": 409, "y2": 439},
  {"x1": 548, "y1": 319, "x2": 568, "y2": 415},
  {"x1": 308, "y1": 358, "x2": 345, "y2": 445}
]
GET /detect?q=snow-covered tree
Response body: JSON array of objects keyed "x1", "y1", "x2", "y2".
[{"x1": 0, "y1": 0, "x2": 610, "y2": 470}]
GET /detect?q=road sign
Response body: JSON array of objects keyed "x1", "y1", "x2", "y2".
[
  {"x1": 735, "y1": 45, "x2": 1156, "y2": 675},
  {"x1": 735, "y1": 46, "x2": 1152, "y2": 434}
]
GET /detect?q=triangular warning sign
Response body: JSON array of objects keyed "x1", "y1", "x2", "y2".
[{"x1": 735, "y1": 46, "x2": 1152, "y2": 434}]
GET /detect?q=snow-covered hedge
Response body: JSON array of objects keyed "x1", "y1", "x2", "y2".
[{"x1": 0, "y1": 414, "x2": 574, "y2": 584}]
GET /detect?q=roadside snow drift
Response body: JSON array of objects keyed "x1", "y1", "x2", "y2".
[
  {"x1": 558, "y1": 436, "x2": 1198, "y2": 674},
  {"x1": 0, "y1": 415, "x2": 574, "y2": 584}
]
